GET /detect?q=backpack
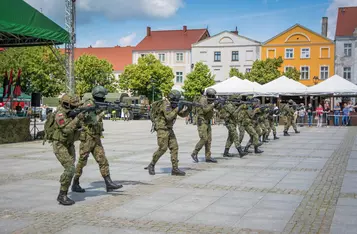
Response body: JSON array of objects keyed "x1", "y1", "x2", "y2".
[
  {"x1": 150, "y1": 100, "x2": 164, "y2": 133},
  {"x1": 42, "y1": 111, "x2": 57, "y2": 145}
]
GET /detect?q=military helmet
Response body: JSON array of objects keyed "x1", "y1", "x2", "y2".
[
  {"x1": 246, "y1": 95, "x2": 254, "y2": 101},
  {"x1": 168, "y1": 89, "x2": 181, "y2": 101},
  {"x1": 288, "y1": 99, "x2": 294, "y2": 105},
  {"x1": 92, "y1": 86, "x2": 108, "y2": 98},
  {"x1": 60, "y1": 93, "x2": 79, "y2": 109},
  {"x1": 228, "y1": 94, "x2": 241, "y2": 101},
  {"x1": 206, "y1": 88, "x2": 216, "y2": 97}
]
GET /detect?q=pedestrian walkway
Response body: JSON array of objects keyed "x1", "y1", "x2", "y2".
[{"x1": 0, "y1": 120, "x2": 356, "y2": 233}]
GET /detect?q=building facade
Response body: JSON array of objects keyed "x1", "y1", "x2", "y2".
[
  {"x1": 132, "y1": 26, "x2": 210, "y2": 87},
  {"x1": 192, "y1": 31, "x2": 261, "y2": 82},
  {"x1": 262, "y1": 22, "x2": 335, "y2": 86},
  {"x1": 335, "y1": 7, "x2": 357, "y2": 84}
]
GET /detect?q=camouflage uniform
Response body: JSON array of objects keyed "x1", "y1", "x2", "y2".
[
  {"x1": 287, "y1": 104, "x2": 300, "y2": 133},
  {"x1": 123, "y1": 108, "x2": 129, "y2": 121},
  {"x1": 263, "y1": 108, "x2": 271, "y2": 140},
  {"x1": 236, "y1": 105, "x2": 246, "y2": 145},
  {"x1": 267, "y1": 106, "x2": 279, "y2": 140},
  {"x1": 280, "y1": 103, "x2": 291, "y2": 136},
  {"x1": 52, "y1": 95, "x2": 82, "y2": 205},
  {"x1": 147, "y1": 94, "x2": 190, "y2": 176},
  {"x1": 257, "y1": 108, "x2": 268, "y2": 142}
]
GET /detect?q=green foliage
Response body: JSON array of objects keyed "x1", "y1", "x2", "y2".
[
  {"x1": 229, "y1": 67, "x2": 245, "y2": 79},
  {"x1": 119, "y1": 54, "x2": 174, "y2": 102},
  {"x1": 283, "y1": 67, "x2": 301, "y2": 81},
  {"x1": 182, "y1": 62, "x2": 215, "y2": 101},
  {"x1": 245, "y1": 57, "x2": 283, "y2": 84},
  {"x1": 0, "y1": 47, "x2": 66, "y2": 97},
  {"x1": 74, "y1": 54, "x2": 117, "y2": 97}
]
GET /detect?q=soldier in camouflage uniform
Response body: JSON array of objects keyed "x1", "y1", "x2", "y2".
[
  {"x1": 123, "y1": 107, "x2": 129, "y2": 121},
  {"x1": 191, "y1": 88, "x2": 220, "y2": 163},
  {"x1": 257, "y1": 106, "x2": 268, "y2": 143},
  {"x1": 72, "y1": 86, "x2": 122, "y2": 193},
  {"x1": 222, "y1": 95, "x2": 248, "y2": 158},
  {"x1": 52, "y1": 94, "x2": 83, "y2": 205},
  {"x1": 263, "y1": 106, "x2": 271, "y2": 141},
  {"x1": 287, "y1": 102, "x2": 300, "y2": 134},
  {"x1": 280, "y1": 100, "x2": 292, "y2": 136},
  {"x1": 146, "y1": 90, "x2": 191, "y2": 176},
  {"x1": 267, "y1": 104, "x2": 279, "y2": 140},
  {"x1": 236, "y1": 96, "x2": 246, "y2": 147}
]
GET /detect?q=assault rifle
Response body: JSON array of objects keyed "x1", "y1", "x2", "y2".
[
  {"x1": 178, "y1": 100, "x2": 203, "y2": 107},
  {"x1": 69, "y1": 105, "x2": 101, "y2": 118}
]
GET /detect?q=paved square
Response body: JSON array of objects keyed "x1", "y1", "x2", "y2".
[{"x1": 0, "y1": 120, "x2": 356, "y2": 233}]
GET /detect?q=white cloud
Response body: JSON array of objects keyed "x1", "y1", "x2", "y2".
[
  {"x1": 326, "y1": 0, "x2": 357, "y2": 38},
  {"x1": 24, "y1": 0, "x2": 184, "y2": 25},
  {"x1": 93, "y1": 40, "x2": 109, "y2": 47},
  {"x1": 118, "y1": 33, "x2": 137, "y2": 46}
]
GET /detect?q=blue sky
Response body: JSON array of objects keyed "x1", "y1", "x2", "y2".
[{"x1": 25, "y1": 0, "x2": 357, "y2": 47}]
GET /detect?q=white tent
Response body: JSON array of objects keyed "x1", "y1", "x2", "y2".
[
  {"x1": 172, "y1": 85, "x2": 184, "y2": 93},
  {"x1": 307, "y1": 75, "x2": 357, "y2": 96},
  {"x1": 255, "y1": 75, "x2": 308, "y2": 96},
  {"x1": 207, "y1": 76, "x2": 257, "y2": 95}
]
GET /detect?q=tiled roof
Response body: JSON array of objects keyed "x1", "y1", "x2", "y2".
[
  {"x1": 134, "y1": 26, "x2": 209, "y2": 51},
  {"x1": 65, "y1": 46, "x2": 133, "y2": 71},
  {"x1": 336, "y1": 6, "x2": 357, "y2": 37}
]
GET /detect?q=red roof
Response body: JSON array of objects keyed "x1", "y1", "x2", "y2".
[
  {"x1": 134, "y1": 26, "x2": 209, "y2": 51},
  {"x1": 62, "y1": 46, "x2": 133, "y2": 71},
  {"x1": 336, "y1": 6, "x2": 357, "y2": 37}
]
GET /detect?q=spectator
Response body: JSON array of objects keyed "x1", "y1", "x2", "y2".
[
  {"x1": 324, "y1": 100, "x2": 330, "y2": 126},
  {"x1": 298, "y1": 103, "x2": 306, "y2": 127},
  {"x1": 333, "y1": 102, "x2": 341, "y2": 126},
  {"x1": 306, "y1": 103, "x2": 313, "y2": 127},
  {"x1": 273, "y1": 103, "x2": 279, "y2": 126},
  {"x1": 342, "y1": 103, "x2": 349, "y2": 126},
  {"x1": 316, "y1": 104, "x2": 324, "y2": 127}
]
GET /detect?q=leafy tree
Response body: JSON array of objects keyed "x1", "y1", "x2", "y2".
[
  {"x1": 229, "y1": 67, "x2": 245, "y2": 79},
  {"x1": 245, "y1": 57, "x2": 283, "y2": 84},
  {"x1": 283, "y1": 67, "x2": 301, "y2": 81},
  {"x1": 0, "y1": 47, "x2": 66, "y2": 97},
  {"x1": 182, "y1": 62, "x2": 215, "y2": 100},
  {"x1": 74, "y1": 54, "x2": 117, "y2": 97},
  {"x1": 119, "y1": 54, "x2": 174, "y2": 102}
]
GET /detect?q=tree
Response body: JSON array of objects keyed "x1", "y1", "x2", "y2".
[
  {"x1": 74, "y1": 55, "x2": 117, "y2": 97},
  {"x1": 0, "y1": 47, "x2": 66, "y2": 97},
  {"x1": 119, "y1": 54, "x2": 174, "y2": 101},
  {"x1": 182, "y1": 62, "x2": 215, "y2": 100},
  {"x1": 283, "y1": 67, "x2": 301, "y2": 81},
  {"x1": 229, "y1": 67, "x2": 245, "y2": 79},
  {"x1": 245, "y1": 57, "x2": 283, "y2": 84}
]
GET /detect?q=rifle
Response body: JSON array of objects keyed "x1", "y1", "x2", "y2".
[
  {"x1": 178, "y1": 100, "x2": 203, "y2": 107},
  {"x1": 68, "y1": 106, "x2": 100, "y2": 118}
]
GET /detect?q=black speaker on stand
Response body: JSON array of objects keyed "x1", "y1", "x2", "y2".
[{"x1": 30, "y1": 92, "x2": 41, "y2": 139}]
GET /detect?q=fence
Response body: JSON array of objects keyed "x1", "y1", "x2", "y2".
[{"x1": 294, "y1": 112, "x2": 355, "y2": 127}]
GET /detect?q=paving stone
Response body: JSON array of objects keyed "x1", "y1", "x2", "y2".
[{"x1": 0, "y1": 219, "x2": 33, "y2": 234}]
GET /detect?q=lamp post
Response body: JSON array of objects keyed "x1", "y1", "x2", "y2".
[
  {"x1": 313, "y1": 76, "x2": 319, "y2": 85},
  {"x1": 150, "y1": 77, "x2": 155, "y2": 103}
]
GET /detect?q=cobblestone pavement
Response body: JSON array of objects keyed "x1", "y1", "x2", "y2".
[{"x1": 1, "y1": 120, "x2": 356, "y2": 234}]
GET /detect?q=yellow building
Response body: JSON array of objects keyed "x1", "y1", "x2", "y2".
[{"x1": 262, "y1": 24, "x2": 335, "y2": 86}]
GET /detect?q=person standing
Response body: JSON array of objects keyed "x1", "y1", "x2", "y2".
[
  {"x1": 306, "y1": 103, "x2": 313, "y2": 127},
  {"x1": 298, "y1": 103, "x2": 306, "y2": 127},
  {"x1": 316, "y1": 104, "x2": 324, "y2": 127},
  {"x1": 333, "y1": 102, "x2": 341, "y2": 126},
  {"x1": 281, "y1": 100, "x2": 292, "y2": 136},
  {"x1": 267, "y1": 104, "x2": 279, "y2": 140},
  {"x1": 191, "y1": 88, "x2": 220, "y2": 163},
  {"x1": 72, "y1": 86, "x2": 122, "y2": 193},
  {"x1": 342, "y1": 103, "x2": 350, "y2": 126}
]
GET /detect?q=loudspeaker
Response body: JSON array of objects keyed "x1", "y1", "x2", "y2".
[{"x1": 31, "y1": 92, "x2": 41, "y2": 107}]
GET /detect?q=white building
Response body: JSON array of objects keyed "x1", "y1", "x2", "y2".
[
  {"x1": 192, "y1": 30, "x2": 261, "y2": 82},
  {"x1": 335, "y1": 7, "x2": 357, "y2": 84},
  {"x1": 132, "y1": 26, "x2": 210, "y2": 87}
]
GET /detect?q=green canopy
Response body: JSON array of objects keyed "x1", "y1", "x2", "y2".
[
  {"x1": 0, "y1": 87, "x2": 31, "y2": 101},
  {"x1": 0, "y1": 0, "x2": 69, "y2": 47}
]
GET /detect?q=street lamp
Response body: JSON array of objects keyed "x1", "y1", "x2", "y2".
[
  {"x1": 150, "y1": 77, "x2": 155, "y2": 103},
  {"x1": 313, "y1": 76, "x2": 319, "y2": 85}
]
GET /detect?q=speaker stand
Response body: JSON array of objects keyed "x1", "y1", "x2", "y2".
[{"x1": 30, "y1": 114, "x2": 40, "y2": 140}]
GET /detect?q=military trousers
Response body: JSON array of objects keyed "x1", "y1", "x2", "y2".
[
  {"x1": 53, "y1": 141, "x2": 76, "y2": 191},
  {"x1": 193, "y1": 122, "x2": 212, "y2": 159},
  {"x1": 75, "y1": 134, "x2": 110, "y2": 180},
  {"x1": 268, "y1": 120, "x2": 277, "y2": 135},
  {"x1": 259, "y1": 122, "x2": 267, "y2": 136},
  {"x1": 254, "y1": 123, "x2": 263, "y2": 137},
  {"x1": 282, "y1": 116, "x2": 291, "y2": 132},
  {"x1": 244, "y1": 124, "x2": 259, "y2": 147},
  {"x1": 264, "y1": 120, "x2": 271, "y2": 136},
  {"x1": 290, "y1": 117, "x2": 298, "y2": 131},
  {"x1": 237, "y1": 123, "x2": 245, "y2": 145},
  {"x1": 152, "y1": 129, "x2": 179, "y2": 168},
  {"x1": 225, "y1": 122, "x2": 241, "y2": 149}
]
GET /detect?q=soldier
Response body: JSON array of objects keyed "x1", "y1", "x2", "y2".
[
  {"x1": 146, "y1": 90, "x2": 191, "y2": 176},
  {"x1": 257, "y1": 105, "x2": 268, "y2": 143},
  {"x1": 123, "y1": 107, "x2": 129, "y2": 121},
  {"x1": 280, "y1": 100, "x2": 292, "y2": 136},
  {"x1": 72, "y1": 86, "x2": 122, "y2": 193},
  {"x1": 52, "y1": 94, "x2": 83, "y2": 205},
  {"x1": 288, "y1": 101, "x2": 300, "y2": 134},
  {"x1": 262, "y1": 106, "x2": 271, "y2": 141},
  {"x1": 111, "y1": 109, "x2": 117, "y2": 121},
  {"x1": 222, "y1": 95, "x2": 248, "y2": 158},
  {"x1": 191, "y1": 88, "x2": 220, "y2": 163},
  {"x1": 267, "y1": 104, "x2": 279, "y2": 140}
]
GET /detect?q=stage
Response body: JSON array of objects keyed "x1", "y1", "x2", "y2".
[{"x1": 0, "y1": 117, "x2": 32, "y2": 144}]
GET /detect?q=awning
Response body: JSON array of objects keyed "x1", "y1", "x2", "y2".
[
  {"x1": 0, "y1": 87, "x2": 31, "y2": 101},
  {"x1": 255, "y1": 75, "x2": 308, "y2": 96},
  {"x1": 0, "y1": 0, "x2": 69, "y2": 47},
  {"x1": 307, "y1": 75, "x2": 357, "y2": 96},
  {"x1": 207, "y1": 76, "x2": 257, "y2": 95}
]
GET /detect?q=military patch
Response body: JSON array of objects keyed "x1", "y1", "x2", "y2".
[
  {"x1": 58, "y1": 113, "x2": 63, "y2": 117},
  {"x1": 58, "y1": 119, "x2": 65, "y2": 125}
]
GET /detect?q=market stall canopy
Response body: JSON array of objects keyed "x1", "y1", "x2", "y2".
[
  {"x1": 172, "y1": 85, "x2": 184, "y2": 93},
  {"x1": 307, "y1": 75, "x2": 357, "y2": 96},
  {"x1": 0, "y1": 87, "x2": 30, "y2": 101},
  {"x1": 207, "y1": 76, "x2": 257, "y2": 95},
  {"x1": 0, "y1": 0, "x2": 69, "y2": 47},
  {"x1": 255, "y1": 75, "x2": 308, "y2": 96}
]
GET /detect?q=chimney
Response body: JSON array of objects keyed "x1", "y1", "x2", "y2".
[
  {"x1": 354, "y1": 28, "x2": 357, "y2": 37},
  {"x1": 147, "y1": 26, "x2": 151, "y2": 36},
  {"x1": 322, "y1": 17, "x2": 328, "y2": 37},
  {"x1": 233, "y1": 26, "x2": 238, "y2": 35},
  {"x1": 183, "y1": 25, "x2": 187, "y2": 32}
]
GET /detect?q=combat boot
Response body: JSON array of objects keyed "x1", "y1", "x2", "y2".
[
  {"x1": 254, "y1": 146, "x2": 263, "y2": 154},
  {"x1": 191, "y1": 153, "x2": 199, "y2": 163},
  {"x1": 145, "y1": 162, "x2": 155, "y2": 175},
  {"x1": 237, "y1": 147, "x2": 248, "y2": 158},
  {"x1": 274, "y1": 134, "x2": 279, "y2": 140},
  {"x1": 103, "y1": 175, "x2": 123, "y2": 192},
  {"x1": 295, "y1": 130, "x2": 300, "y2": 133},
  {"x1": 284, "y1": 131, "x2": 290, "y2": 136},
  {"x1": 171, "y1": 167, "x2": 186, "y2": 176},
  {"x1": 223, "y1": 148, "x2": 233, "y2": 157},
  {"x1": 206, "y1": 157, "x2": 217, "y2": 163},
  {"x1": 243, "y1": 143, "x2": 252, "y2": 153},
  {"x1": 263, "y1": 135, "x2": 269, "y2": 143},
  {"x1": 71, "y1": 178, "x2": 85, "y2": 193},
  {"x1": 57, "y1": 190, "x2": 75, "y2": 206}
]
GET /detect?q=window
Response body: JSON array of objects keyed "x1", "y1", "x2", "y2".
[
  {"x1": 320, "y1": 66, "x2": 329, "y2": 80},
  {"x1": 301, "y1": 48, "x2": 310, "y2": 58},
  {"x1": 300, "y1": 66, "x2": 309, "y2": 80},
  {"x1": 344, "y1": 43, "x2": 352, "y2": 57},
  {"x1": 158, "y1": 53, "x2": 165, "y2": 62},
  {"x1": 284, "y1": 66, "x2": 294, "y2": 72},
  {"x1": 176, "y1": 53, "x2": 183, "y2": 62},
  {"x1": 214, "y1": 51, "x2": 221, "y2": 62},
  {"x1": 267, "y1": 49, "x2": 276, "y2": 58},
  {"x1": 176, "y1": 72, "x2": 183, "y2": 83},
  {"x1": 246, "y1": 68, "x2": 251, "y2": 73},
  {"x1": 232, "y1": 51, "x2": 239, "y2": 61},
  {"x1": 285, "y1": 48, "x2": 294, "y2": 59},
  {"x1": 246, "y1": 50, "x2": 254, "y2": 61},
  {"x1": 320, "y1": 47, "x2": 330, "y2": 58},
  {"x1": 344, "y1": 67, "x2": 352, "y2": 80}
]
